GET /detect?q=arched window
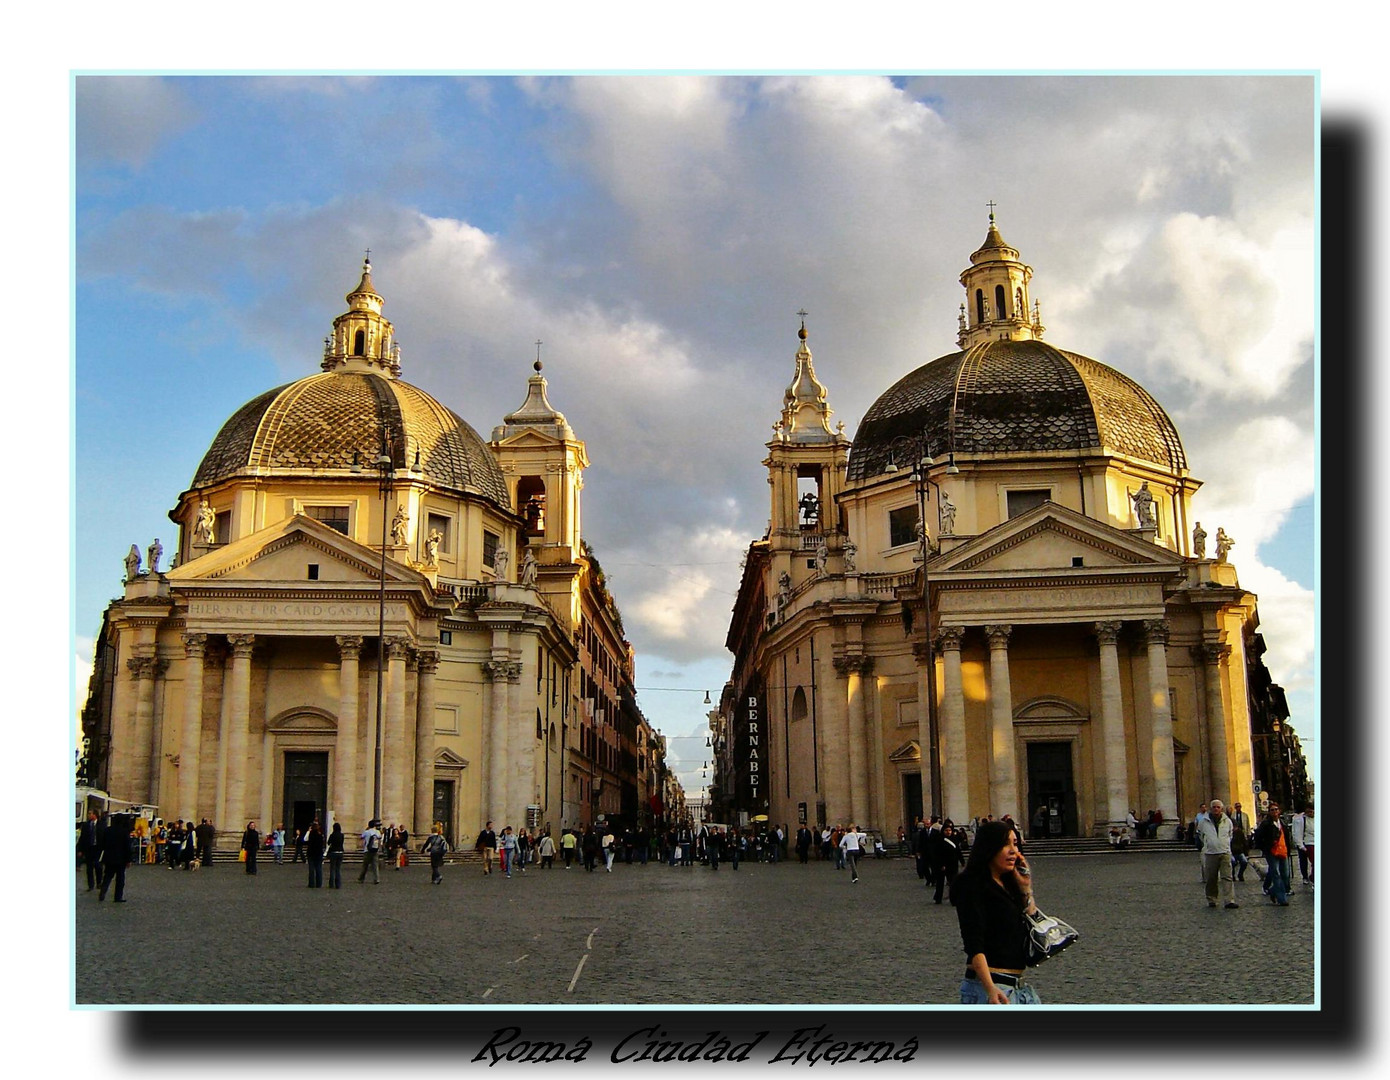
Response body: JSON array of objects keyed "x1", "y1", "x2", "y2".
[
  {"x1": 791, "y1": 686, "x2": 808, "y2": 725},
  {"x1": 995, "y1": 284, "x2": 1007, "y2": 320},
  {"x1": 353, "y1": 329, "x2": 365, "y2": 355},
  {"x1": 975, "y1": 289, "x2": 985, "y2": 324}
]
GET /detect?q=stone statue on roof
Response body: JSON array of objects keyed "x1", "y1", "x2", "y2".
[
  {"x1": 1214, "y1": 528, "x2": 1234, "y2": 563},
  {"x1": 1192, "y1": 521, "x2": 1207, "y2": 559},
  {"x1": 147, "y1": 538, "x2": 163, "y2": 575},
  {"x1": 124, "y1": 544, "x2": 141, "y2": 582},
  {"x1": 1131, "y1": 482, "x2": 1157, "y2": 529},
  {"x1": 390, "y1": 504, "x2": 409, "y2": 547},
  {"x1": 194, "y1": 500, "x2": 216, "y2": 545}
]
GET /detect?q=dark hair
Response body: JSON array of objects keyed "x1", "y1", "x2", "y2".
[{"x1": 960, "y1": 819, "x2": 1024, "y2": 891}]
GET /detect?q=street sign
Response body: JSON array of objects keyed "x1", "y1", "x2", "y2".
[{"x1": 1252, "y1": 781, "x2": 1262, "y2": 793}]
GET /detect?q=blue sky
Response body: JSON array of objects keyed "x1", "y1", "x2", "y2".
[{"x1": 72, "y1": 74, "x2": 1317, "y2": 796}]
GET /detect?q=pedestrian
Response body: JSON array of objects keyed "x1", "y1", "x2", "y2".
[
  {"x1": 1196, "y1": 799, "x2": 1239, "y2": 909},
  {"x1": 422, "y1": 822, "x2": 449, "y2": 884},
  {"x1": 305, "y1": 821, "x2": 325, "y2": 888},
  {"x1": 500, "y1": 826, "x2": 518, "y2": 877},
  {"x1": 539, "y1": 830, "x2": 556, "y2": 869},
  {"x1": 292, "y1": 825, "x2": 306, "y2": 864},
  {"x1": 951, "y1": 820, "x2": 1043, "y2": 1004},
  {"x1": 97, "y1": 813, "x2": 134, "y2": 902},
  {"x1": 730, "y1": 830, "x2": 743, "y2": 870},
  {"x1": 1229, "y1": 801, "x2": 1252, "y2": 881},
  {"x1": 1254, "y1": 803, "x2": 1291, "y2": 905},
  {"x1": 358, "y1": 819, "x2": 383, "y2": 884},
  {"x1": 561, "y1": 827, "x2": 576, "y2": 869},
  {"x1": 1291, "y1": 803, "x2": 1315, "y2": 885},
  {"x1": 326, "y1": 823, "x2": 345, "y2": 888},
  {"x1": 478, "y1": 821, "x2": 497, "y2": 875},
  {"x1": 195, "y1": 818, "x2": 215, "y2": 868},
  {"x1": 930, "y1": 820, "x2": 967, "y2": 904},
  {"x1": 241, "y1": 821, "x2": 260, "y2": 875},
  {"x1": 839, "y1": 823, "x2": 866, "y2": 883},
  {"x1": 78, "y1": 810, "x2": 102, "y2": 891},
  {"x1": 601, "y1": 827, "x2": 616, "y2": 872},
  {"x1": 582, "y1": 826, "x2": 599, "y2": 872},
  {"x1": 272, "y1": 824, "x2": 286, "y2": 864}
]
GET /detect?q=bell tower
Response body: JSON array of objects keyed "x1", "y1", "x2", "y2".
[
  {"x1": 764, "y1": 316, "x2": 852, "y2": 590},
  {"x1": 957, "y1": 208, "x2": 1045, "y2": 349}
]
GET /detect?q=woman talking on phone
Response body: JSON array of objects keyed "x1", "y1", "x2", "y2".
[{"x1": 951, "y1": 819, "x2": 1040, "y2": 1004}]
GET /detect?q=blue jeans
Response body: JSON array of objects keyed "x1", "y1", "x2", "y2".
[
  {"x1": 307, "y1": 856, "x2": 323, "y2": 888},
  {"x1": 959, "y1": 977, "x2": 1041, "y2": 1005},
  {"x1": 1264, "y1": 854, "x2": 1291, "y2": 903},
  {"x1": 328, "y1": 853, "x2": 343, "y2": 888}
]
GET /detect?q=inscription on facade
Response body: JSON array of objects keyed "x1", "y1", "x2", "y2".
[{"x1": 189, "y1": 600, "x2": 401, "y2": 621}]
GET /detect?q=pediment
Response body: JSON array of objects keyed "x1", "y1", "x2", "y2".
[
  {"x1": 495, "y1": 428, "x2": 564, "y2": 449},
  {"x1": 434, "y1": 748, "x2": 470, "y2": 768},
  {"x1": 888, "y1": 739, "x2": 921, "y2": 763},
  {"x1": 169, "y1": 515, "x2": 425, "y2": 585},
  {"x1": 934, "y1": 502, "x2": 1186, "y2": 574}
]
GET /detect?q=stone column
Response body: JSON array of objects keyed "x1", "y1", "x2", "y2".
[
  {"x1": 816, "y1": 642, "x2": 850, "y2": 825},
  {"x1": 384, "y1": 636, "x2": 409, "y2": 824},
  {"x1": 214, "y1": 652, "x2": 231, "y2": 831},
  {"x1": 334, "y1": 636, "x2": 363, "y2": 831},
  {"x1": 984, "y1": 624, "x2": 1018, "y2": 822},
  {"x1": 127, "y1": 654, "x2": 159, "y2": 802},
  {"x1": 912, "y1": 640, "x2": 934, "y2": 818},
  {"x1": 482, "y1": 657, "x2": 517, "y2": 821},
  {"x1": 178, "y1": 633, "x2": 208, "y2": 819},
  {"x1": 414, "y1": 650, "x2": 440, "y2": 835},
  {"x1": 1094, "y1": 621, "x2": 1129, "y2": 829},
  {"x1": 833, "y1": 655, "x2": 873, "y2": 827},
  {"x1": 223, "y1": 634, "x2": 256, "y2": 831},
  {"x1": 1143, "y1": 619, "x2": 1178, "y2": 821},
  {"x1": 1194, "y1": 643, "x2": 1232, "y2": 803},
  {"x1": 937, "y1": 626, "x2": 969, "y2": 824}
]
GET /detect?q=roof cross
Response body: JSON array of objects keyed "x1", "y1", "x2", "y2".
[{"x1": 986, "y1": 200, "x2": 997, "y2": 221}]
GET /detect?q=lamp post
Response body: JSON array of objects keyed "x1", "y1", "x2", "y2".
[
  {"x1": 885, "y1": 434, "x2": 959, "y2": 819},
  {"x1": 352, "y1": 436, "x2": 418, "y2": 825}
]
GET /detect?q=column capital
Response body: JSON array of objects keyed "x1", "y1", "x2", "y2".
[
  {"x1": 226, "y1": 633, "x2": 256, "y2": 657},
  {"x1": 482, "y1": 659, "x2": 523, "y2": 683},
  {"x1": 911, "y1": 639, "x2": 932, "y2": 662},
  {"x1": 127, "y1": 656, "x2": 157, "y2": 680},
  {"x1": 832, "y1": 654, "x2": 874, "y2": 678},
  {"x1": 1093, "y1": 620, "x2": 1123, "y2": 646},
  {"x1": 984, "y1": 624, "x2": 1013, "y2": 649},
  {"x1": 385, "y1": 635, "x2": 410, "y2": 660},
  {"x1": 1141, "y1": 618, "x2": 1170, "y2": 645},
  {"x1": 181, "y1": 632, "x2": 208, "y2": 658},
  {"x1": 417, "y1": 649, "x2": 441, "y2": 675},
  {"x1": 1192, "y1": 642, "x2": 1231, "y2": 665},
  {"x1": 935, "y1": 625, "x2": 966, "y2": 652},
  {"x1": 335, "y1": 634, "x2": 364, "y2": 659}
]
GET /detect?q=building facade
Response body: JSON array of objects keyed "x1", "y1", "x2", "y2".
[
  {"x1": 724, "y1": 217, "x2": 1304, "y2": 838},
  {"x1": 81, "y1": 260, "x2": 665, "y2": 847}
]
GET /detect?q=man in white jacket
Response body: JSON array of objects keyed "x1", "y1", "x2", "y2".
[
  {"x1": 1291, "y1": 803, "x2": 1315, "y2": 885},
  {"x1": 838, "y1": 824, "x2": 867, "y2": 884},
  {"x1": 1196, "y1": 799, "x2": 1238, "y2": 909}
]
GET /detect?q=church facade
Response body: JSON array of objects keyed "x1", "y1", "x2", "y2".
[
  {"x1": 81, "y1": 260, "x2": 668, "y2": 847},
  {"x1": 721, "y1": 217, "x2": 1297, "y2": 838}
]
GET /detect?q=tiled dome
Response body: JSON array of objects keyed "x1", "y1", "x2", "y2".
[
  {"x1": 847, "y1": 338, "x2": 1187, "y2": 481},
  {"x1": 192, "y1": 371, "x2": 512, "y2": 508}
]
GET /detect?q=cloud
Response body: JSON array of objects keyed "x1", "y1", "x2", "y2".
[{"x1": 76, "y1": 77, "x2": 196, "y2": 169}]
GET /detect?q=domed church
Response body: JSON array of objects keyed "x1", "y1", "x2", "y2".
[
  {"x1": 722, "y1": 215, "x2": 1293, "y2": 838},
  {"x1": 83, "y1": 259, "x2": 649, "y2": 848}
]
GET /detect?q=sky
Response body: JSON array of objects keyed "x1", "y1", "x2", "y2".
[{"x1": 70, "y1": 73, "x2": 1317, "y2": 801}]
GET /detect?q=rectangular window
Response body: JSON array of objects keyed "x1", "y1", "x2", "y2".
[
  {"x1": 1006, "y1": 489, "x2": 1051, "y2": 519},
  {"x1": 888, "y1": 505, "x2": 920, "y2": 547},
  {"x1": 214, "y1": 511, "x2": 232, "y2": 546},
  {"x1": 897, "y1": 699, "x2": 918, "y2": 728},
  {"x1": 306, "y1": 505, "x2": 350, "y2": 534},
  {"x1": 434, "y1": 704, "x2": 460, "y2": 735},
  {"x1": 482, "y1": 530, "x2": 499, "y2": 568},
  {"x1": 439, "y1": 630, "x2": 452, "y2": 646},
  {"x1": 426, "y1": 512, "x2": 452, "y2": 554},
  {"x1": 307, "y1": 564, "x2": 319, "y2": 580}
]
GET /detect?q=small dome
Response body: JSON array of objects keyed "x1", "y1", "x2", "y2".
[
  {"x1": 848, "y1": 339, "x2": 1187, "y2": 481},
  {"x1": 192, "y1": 371, "x2": 511, "y2": 508}
]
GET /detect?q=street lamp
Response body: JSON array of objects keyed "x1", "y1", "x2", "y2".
[
  {"x1": 352, "y1": 435, "x2": 419, "y2": 825},
  {"x1": 884, "y1": 433, "x2": 954, "y2": 819}
]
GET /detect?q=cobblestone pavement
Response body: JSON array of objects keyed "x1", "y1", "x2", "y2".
[{"x1": 74, "y1": 851, "x2": 1314, "y2": 1007}]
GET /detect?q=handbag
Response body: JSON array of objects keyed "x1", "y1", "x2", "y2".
[{"x1": 1025, "y1": 907, "x2": 1078, "y2": 964}]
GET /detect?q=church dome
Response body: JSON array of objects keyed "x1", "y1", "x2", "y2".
[
  {"x1": 847, "y1": 337, "x2": 1188, "y2": 482},
  {"x1": 191, "y1": 370, "x2": 512, "y2": 508}
]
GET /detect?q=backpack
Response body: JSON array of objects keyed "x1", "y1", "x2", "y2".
[{"x1": 367, "y1": 832, "x2": 380, "y2": 852}]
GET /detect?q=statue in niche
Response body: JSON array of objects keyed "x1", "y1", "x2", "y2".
[
  {"x1": 194, "y1": 500, "x2": 216, "y2": 545},
  {"x1": 1215, "y1": 528, "x2": 1234, "y2": 563},
  {"x1": 799, "y1": 491, "x2": 820, "y2": 527},
  {"x1": 813, "y1": 541, "x2": 828, "y2": 576},
  {"x1": 939, "y1": 490, "x2": 957, "y2": 536},
  {"x1": 124, "y1": 545, "x2": 141, "y2": 582},
  {"x1": 1192, "y1": 521, "x2": 1207, "y2": 559},
  {"x1": 776, "y1": 571, "x2": 791, "y2": 618},
  {"x1": 493, "y1": 546, "x2": 510, "y2": 579},
  {"x1": 1016, "y1": 287, "x2": 1025, "y2": 320},
  {"x1": 147, "y1": 538, "x2": 163, "y2": 575},
  {"x1": 1131, "y1": 482, "x2": 1157, "y2": 529},
  {"x1": 842, "y1": 540, "x2": 857, "y2": 574},
  {"x1": 520, "y1": 547, "x2": 539, "y2": 587},
  {"x1": 390, "y1": 504, "x2": 409, "y2": 547},
  {"x1": 982, "y1": 296, "x2": 993, "y2": 321},
  {"x1": 424, "y1": 528, "x2": 442, "y2": 566}
]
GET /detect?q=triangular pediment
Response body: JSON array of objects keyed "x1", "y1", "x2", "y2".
[
  {"x1": 888, "y1": 739, "x2": 921, "y2": 763},
  {"x1": 494, "y1": 428, "x2": 565, "y2": 449},
  {"x1": 933, "y1": 502, "x2": 1187, "y2": 574},
  {"x1": 168, "y1": 515, "x2": 426, "y2": 585},
  {"x1": 434, "y1": 748, "x2": 470, "y2": 769}
]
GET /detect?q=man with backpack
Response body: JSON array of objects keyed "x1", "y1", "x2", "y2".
[{"x1": 358, "y1": 819, "x2": 383, "y2": 884}]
